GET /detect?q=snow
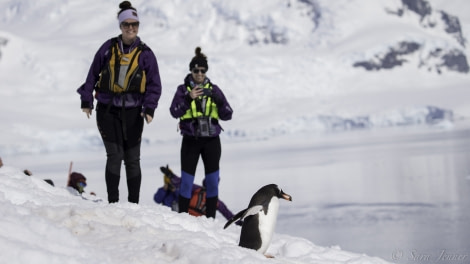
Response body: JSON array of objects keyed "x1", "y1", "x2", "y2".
[
  {"x1": 0, "y1": 166, "x2": 390, "y2": 264},
  {"x1": 1, "y1": 0, "x2": 469, "y2": 263}
]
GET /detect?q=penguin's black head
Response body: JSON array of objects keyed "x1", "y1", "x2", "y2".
[
  {"x1": 262, "y1": 184, "x2": 292, "y2": 201},
  {"x1": 247, "y1": 184, "x2": 293, "y2": 209}
]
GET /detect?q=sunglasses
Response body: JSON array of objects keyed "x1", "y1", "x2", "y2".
[
  {"x1": 192, "y1": 68, "x2": 207, "y2": 74},
  {"x1": 121, "y1": 21, "x2": 140, "y2": 29}
]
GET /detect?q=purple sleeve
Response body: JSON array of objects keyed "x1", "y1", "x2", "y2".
[
  {"x1": 140, "y1": 48, "x2": 162, "y2": 117},
  {"x1": 212, "y1": 85, "x2": 233, "y2": 121},
  {"x1": 217, "y1": 200, "x2": 234, "y2": 220},
  {"x1": 154, "y1": 188, "x2": 178, "y2": 208},
  {"x1": 77, "y1": 39, "x2": 112, "y2": 109},
  {"x1": 170, "y1": 84, "x2": 191, "y2": 118},
  {"x1": 154, "y1": 188, "x2": 167, "y2": 204}
]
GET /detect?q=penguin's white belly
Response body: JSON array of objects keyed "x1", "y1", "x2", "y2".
[{"x1": 257, "y1": 197, "x2": 279, "y2": 253}]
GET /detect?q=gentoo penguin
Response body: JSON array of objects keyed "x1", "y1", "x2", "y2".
[{"x1": 224, "y1": 184, "x2": 292, "y2": 257}]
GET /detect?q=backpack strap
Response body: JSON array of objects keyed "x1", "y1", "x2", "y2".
[{"x1": 111, "y1": 38, "x2": 120, "y2": 88}]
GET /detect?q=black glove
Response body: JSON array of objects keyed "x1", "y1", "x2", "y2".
[{"x1": 211, "y1": 93, "x2": 223, "y2": 106}]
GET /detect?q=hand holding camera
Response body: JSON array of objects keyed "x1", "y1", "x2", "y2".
[
  {"x1": 202, "y1": 88, "x2": 212, "y2": 96},
  {"x1": 190, "y1": 86, "x2": 202, "y2": 99},
  {"x1": 190, "y1": 86, "x2": 212, "y2": 99}
]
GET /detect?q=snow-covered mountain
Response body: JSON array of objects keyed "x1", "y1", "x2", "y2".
[
  {"x1": 355, "y1": 0, "x2": 468, "y2": 73},
  {"x1": 1, "y1": 0, "x2": 469, "y2": 156}
]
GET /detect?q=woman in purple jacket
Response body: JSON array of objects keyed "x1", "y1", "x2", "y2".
[
  {"x1": 77, "y1": 1, "x2": 162, "y2": 204},
  {"x1": 170, "y1": 47, "x2": 233, "y2": 218}
]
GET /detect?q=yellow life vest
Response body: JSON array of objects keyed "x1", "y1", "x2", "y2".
[
  {"x1": 97, "y1": 38, "x2": 147, "y2": 94},
  {"x1": 180, "y1": 83, "x2": 219, "y2": 120}
]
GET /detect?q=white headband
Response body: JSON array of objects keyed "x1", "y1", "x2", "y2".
[{"x1": 118, "y1": 9, "x2": 139, "y2": 25}]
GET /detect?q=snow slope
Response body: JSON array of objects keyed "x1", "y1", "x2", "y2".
[{"x1": 0, "y1": 166, "x2": 391, "y2": 264}]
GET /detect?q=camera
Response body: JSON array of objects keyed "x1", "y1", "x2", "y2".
[
  {"x1": 197, "y1": 117, "x2": 211, "y2": 137},
  {"x1": 202, "y1": 88, "x2": 212, "y2": 96}
]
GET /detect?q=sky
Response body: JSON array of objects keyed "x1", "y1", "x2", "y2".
[{"x1": 0, "y1": 0, "x2": 469, "y2": 263}]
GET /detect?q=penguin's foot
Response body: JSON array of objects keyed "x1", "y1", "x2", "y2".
[{"x1": 264, "y1": 254, "x2": 275, "y2": 258}]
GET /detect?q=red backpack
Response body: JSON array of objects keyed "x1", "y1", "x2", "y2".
[{"x1": 188, "y1": 187, "x2": 206, "y2": 216}]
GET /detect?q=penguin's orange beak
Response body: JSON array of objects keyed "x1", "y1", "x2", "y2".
[{"x1": 280, "y1": 190, "x2": 292, "y2": 201}]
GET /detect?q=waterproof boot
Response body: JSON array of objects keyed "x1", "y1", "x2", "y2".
[
  {"x1": 178, "y1": 195, "x2": 190, "y2": 213},
  {"x1": 206, "y1": 196, "x2": 218, "y2": 218}
]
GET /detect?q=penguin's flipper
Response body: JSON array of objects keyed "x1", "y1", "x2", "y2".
[
  {"x1": 223, "y1": 205, "x2": 264, "y2": 229},
  {"x1": 224, "y1": 208, "x2": 247, "y2": 229},
  {"x1": 240, "y1": 205, "x2": 263, "y2": 221}
]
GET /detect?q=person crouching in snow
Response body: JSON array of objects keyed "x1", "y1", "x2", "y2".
[
  {"x1": 154, "y1": 165, "x2": 235, "y2": 221},
  {"x1": 67, "y1": 172, "x2": 88, "y2": 195},
  {"x1": 67, "y1": 172, "x2": 101, "y2": 202}
]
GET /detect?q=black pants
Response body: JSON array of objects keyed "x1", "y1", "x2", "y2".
[
  {"x1": 97, "y1": 104, "x2": 144, "y2": 203},
  {"x1": 180, "y1": 135, "x2": 221, "y2": 175}
]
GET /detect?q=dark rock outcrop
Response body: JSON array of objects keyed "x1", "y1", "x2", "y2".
[
  {"x1": 356, "y1": 0, "x2": 468, "y2": 74},
  {"x1": 392, "y1": 0, "x2": 466, "y2": 47},
  {"x1": 353, "y1": 41, "x2": 420, "y2": 71}
]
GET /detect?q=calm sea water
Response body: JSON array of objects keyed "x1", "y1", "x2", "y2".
[{"x1": 275, "y1": 126, "x2": 470, "y2": 264}]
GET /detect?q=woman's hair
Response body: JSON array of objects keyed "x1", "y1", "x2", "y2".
[
  {"x1": 117, "y1": 1, "x2": 139, "y2": 25},
  {"x1": 118, "y1": 1, "x2": 136, "y2": 16},
  {"x1": 189, "y1": 47, "x2": 209, "y2": 71}
]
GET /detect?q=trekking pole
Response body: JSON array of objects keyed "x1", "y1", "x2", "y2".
[{"x1": 67, "y1": 161, "x2": 73, "y2": 184}]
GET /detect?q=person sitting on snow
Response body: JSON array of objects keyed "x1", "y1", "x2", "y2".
[{"x1": 154, "y1": 165, "x2": 235, "y2": 221}]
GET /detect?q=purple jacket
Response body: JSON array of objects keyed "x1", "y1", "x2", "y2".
[
  {"x1": 170, "y1": 74, "x2": 233, "y2": 136},
  {"x1": 77, "y1": 36, "x2": 162, "y2": 117}
]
